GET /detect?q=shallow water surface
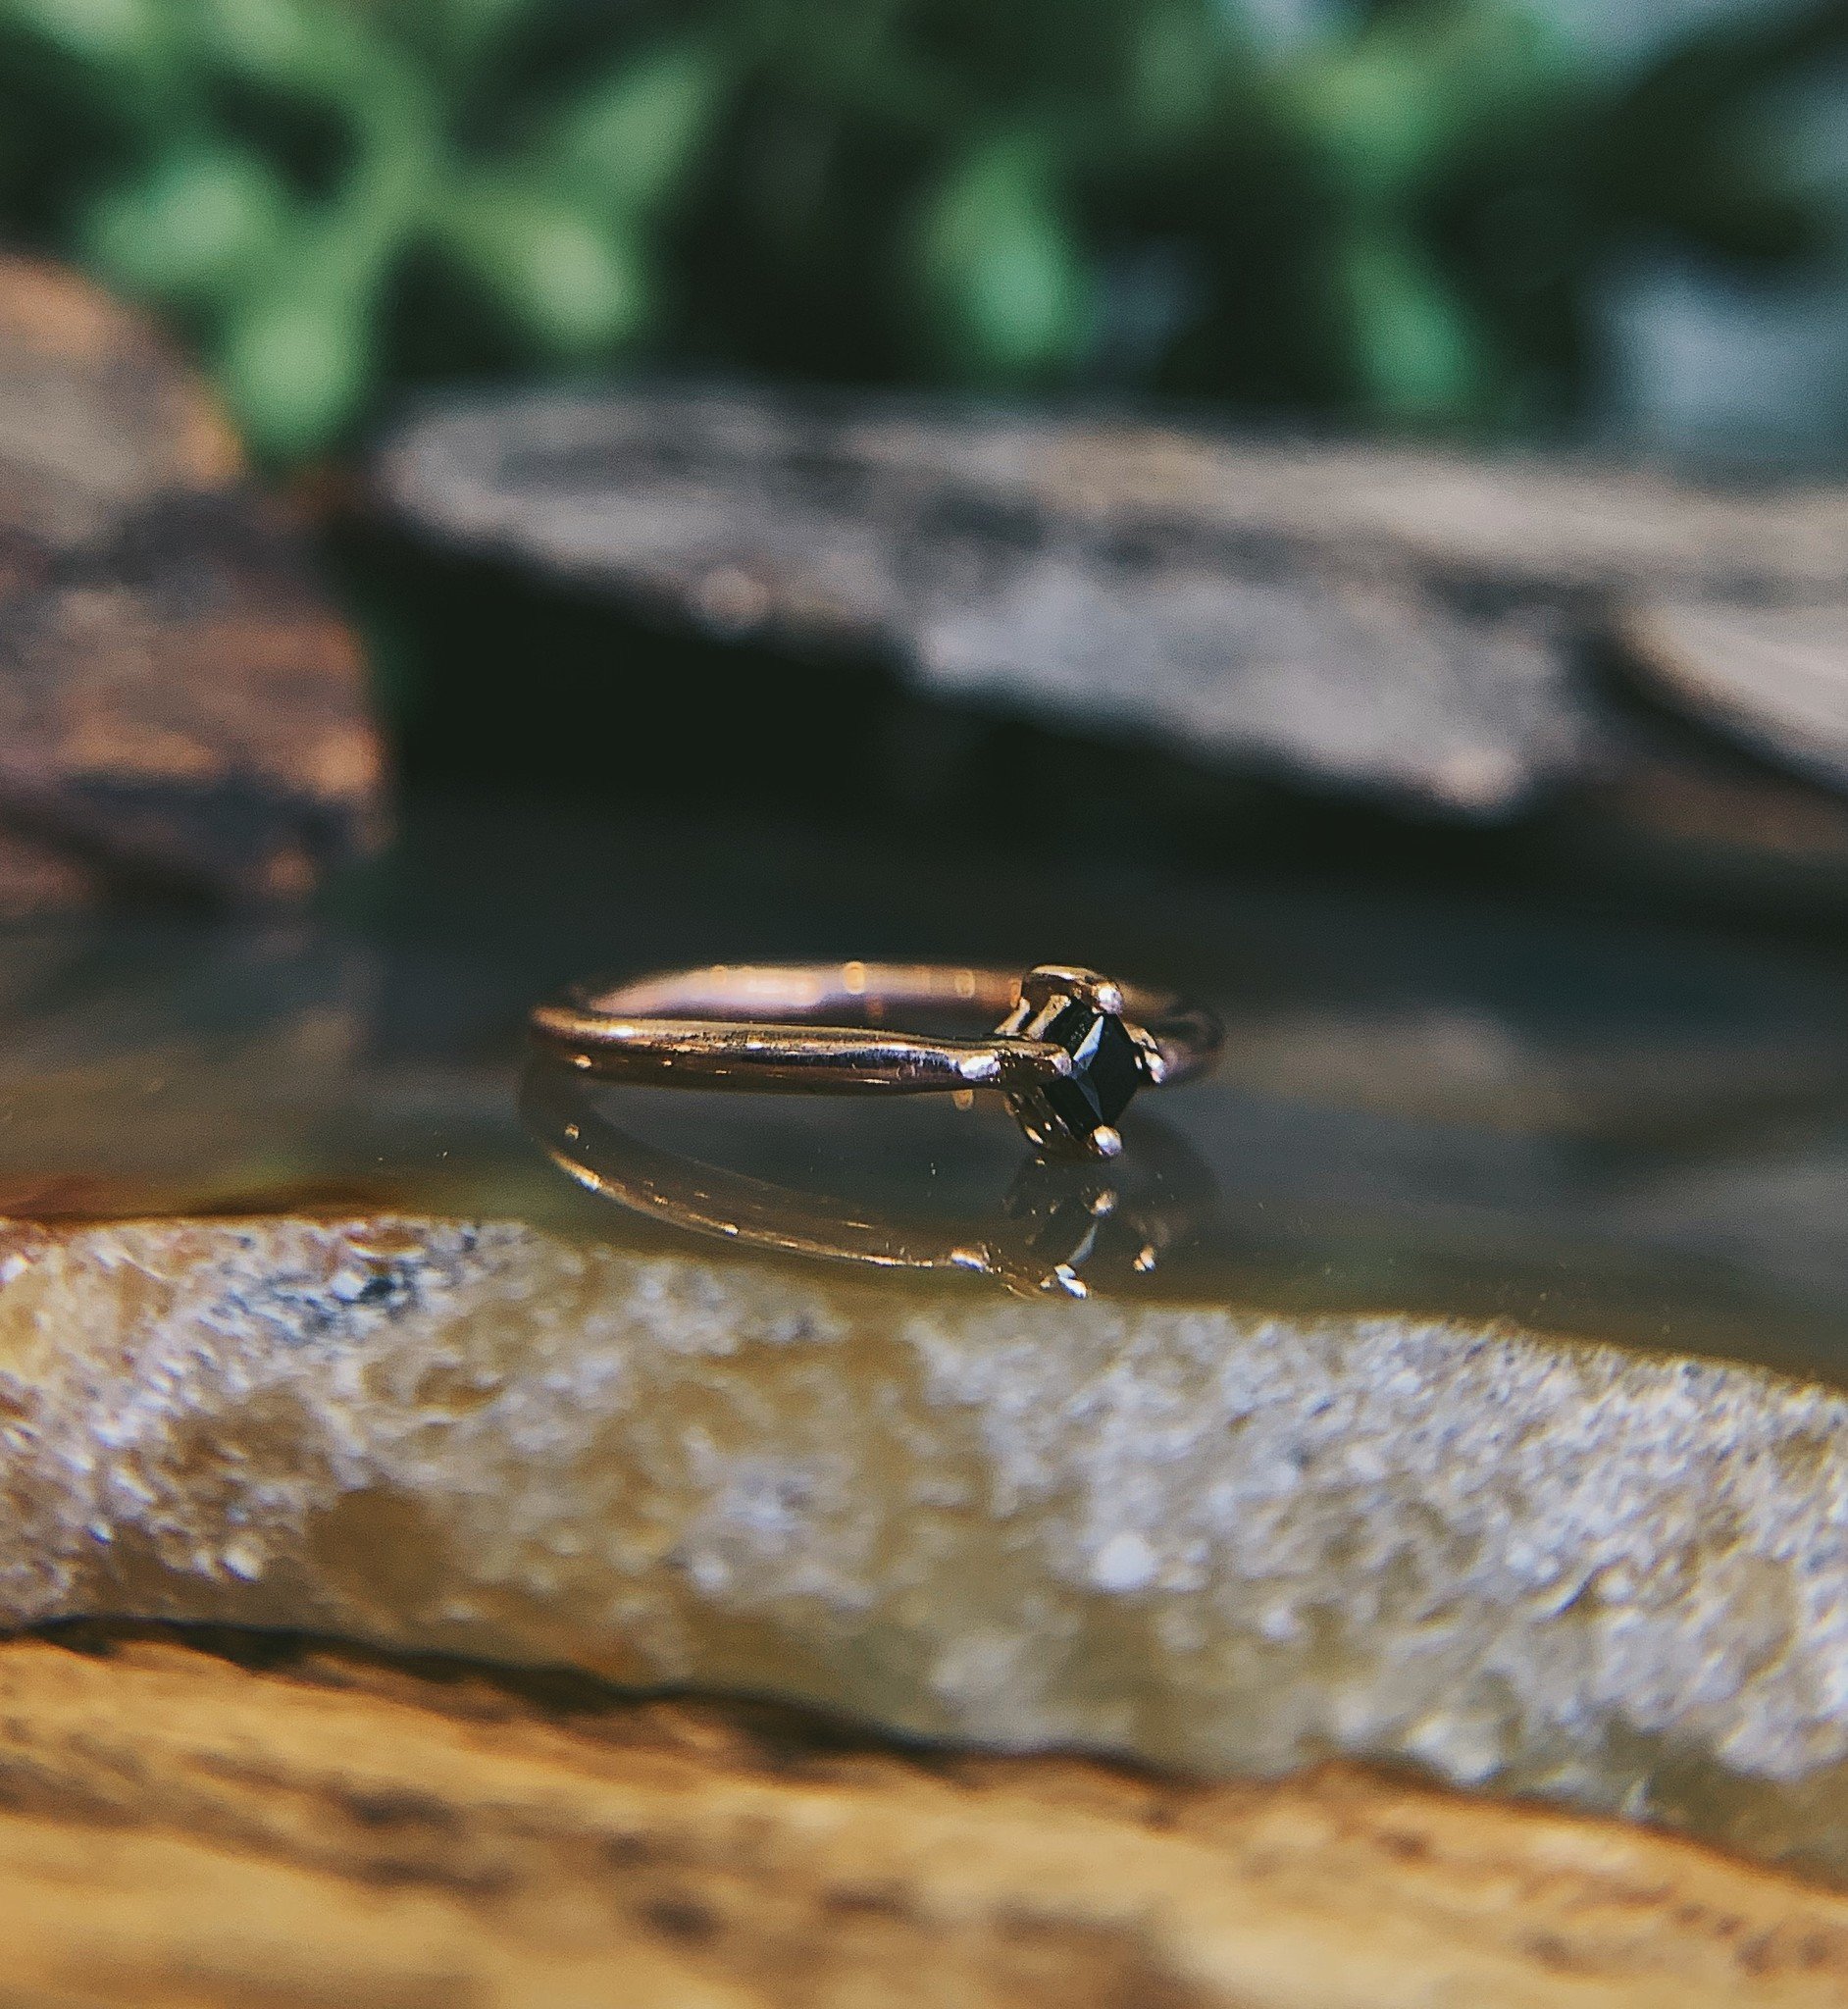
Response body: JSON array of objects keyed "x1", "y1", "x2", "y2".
[{"x1": 4, "y1": 791, "x2": 1848, "y2": 1381}]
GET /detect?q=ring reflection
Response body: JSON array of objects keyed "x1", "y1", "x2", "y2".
[{"x1": 520, "y1": 1059, "x2": 1215, "y2": 1299}]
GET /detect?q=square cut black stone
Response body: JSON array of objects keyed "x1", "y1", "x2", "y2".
[{"x1": 1012, "y1": 998, "x2": 1146, "y2": 1149}]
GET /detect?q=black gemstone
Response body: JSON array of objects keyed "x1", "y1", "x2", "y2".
[{"x1": 1009, "y1": 998, "x2": 1146, "y2": 1150}]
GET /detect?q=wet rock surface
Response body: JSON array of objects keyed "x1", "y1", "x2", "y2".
[{"x1": 0, "y1": 257, "x2": 385, "y2": 906}]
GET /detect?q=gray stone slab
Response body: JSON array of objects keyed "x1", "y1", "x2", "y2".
[{"x1": 377, "y1": 386, "x2": 1848, "y2": 820}]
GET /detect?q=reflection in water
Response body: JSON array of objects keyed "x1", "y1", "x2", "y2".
[
  {"x1": 520, "y1": 1058, "x2": 1214, "y2": 1298},
  {"x1": 4, "y1": 796, "x2": 1848, "y2": 1374}
]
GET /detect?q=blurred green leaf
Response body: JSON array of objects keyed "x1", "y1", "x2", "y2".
[
  {"x1": 80, "y1": 142, "x2": 288, "y2": 303},
  {"x1": 195, "y1": 0, "x2": 321, "y2": 87},
  {"x1": 217, "y1": 243, "x2": 377, "y2": 460},
  {"x1": 1337, "y1": 226, "x2": 1486, "y2": 420},
  {"x1": 547, "y1": 36, "x2": 728, "y2": 222},
  {"x1": 911, "y1": 131, "x2": 1093, "y2": 379},
  {"x1": 1283, "y1": 38, "x2": 1444, "y2": 206},
  {"x1": 1, "y1": 0, "x2": 168, "y2": 67},
  {"x1": 1282, "y1": 0, "x2": 1573, "y2": 208},
  {"x1": 418, "y1": 0, "x2": 529, "y2": 69},
  {"x1": 1124, "y1": 1, "x2": 1225, "y2": 143},
  {"x1": 443, "y1": 177, "x2": 651, "y2": 353}
]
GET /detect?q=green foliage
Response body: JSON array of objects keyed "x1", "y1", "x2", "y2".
[
  {"x1": 0, "y1": 0, "x2": 1840, "y2": 461},
  {"x1": 911, "y1": 131, "x2": 1094, "y2": 378}
]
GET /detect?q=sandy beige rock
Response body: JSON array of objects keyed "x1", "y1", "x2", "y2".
[
  {"x1": 1, "y1": 1629, "x2": 1845, "y2": 2007},
  {"x1": 3, "y1": 1212, "x2": 1848, "y2": 1877}
]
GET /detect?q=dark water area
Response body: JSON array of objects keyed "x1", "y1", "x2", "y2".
[{"x1": 4, "y1": 787, "x2": 1848, "y2": 1384}]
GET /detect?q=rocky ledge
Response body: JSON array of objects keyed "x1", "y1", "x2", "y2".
[
  {"x1": 0, "y1": 1629, "x2": 1842, "y2": 2008},
  {"x1": 3, "y1": 1211, "x2": 1847, "y2": 1880},
  {"x1": 375, "y1": 384, "x2": 1848, "y2": 822}
]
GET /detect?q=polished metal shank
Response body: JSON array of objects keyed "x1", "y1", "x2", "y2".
[{"x1": 528, "y1": 961, "x2": 1220, "y2": 1100}]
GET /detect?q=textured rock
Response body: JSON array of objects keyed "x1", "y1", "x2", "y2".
[
  {"x1": 0, "y1": 256, "x2": 386, "y2": 905},
  {"x1": 5, "y1": 1211, "x2": 1848, "y2": 1876},
  {"x1": 373, "y1": 385, "x2": 1848, "y2": 818},
  {"x1": 5, "y1": 1632, "x2": 1847, "y2": 2008}
]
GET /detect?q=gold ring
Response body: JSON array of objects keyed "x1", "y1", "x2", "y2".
[{"x1": 528, "y1": 962, "x2": 1222, "y2": 1159}]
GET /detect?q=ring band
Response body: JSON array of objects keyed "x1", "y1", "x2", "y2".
[
  {"x1": 520, "y1": 1060, "x2": 1215, "y2": 1298},
  {"x1": 529, "y1": 962, "x2": 1221, "y2": 1158}
]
